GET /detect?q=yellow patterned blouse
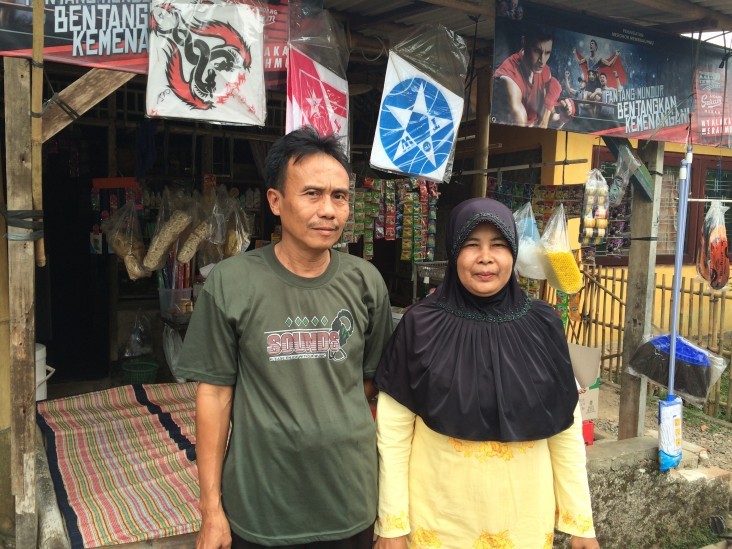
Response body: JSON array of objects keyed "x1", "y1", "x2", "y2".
[{"x1": 375, "y1": 393, "x2": 596, "y2": 548}]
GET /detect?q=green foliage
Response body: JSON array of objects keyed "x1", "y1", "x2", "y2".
[{"x1": 658, "y1": 526, "x2": 720, "y2": 548}]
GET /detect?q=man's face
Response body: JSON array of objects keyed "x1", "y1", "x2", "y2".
[
  {"x1": 579, "y1": 80, "x2": 586, "y2": 90},
  {"x1": 590, "y1": 40, "x2": 597, "y2": 53},
  {"x1": 588, "y1": 71, "x2": 597, "y2": 82},
  {"x1": 599, "y1": 74, "x2": 607, "y2": 87},
  {"x1": 524, "y1": 39, "x2": 552, "y2": 74},
  {"x1": 267, "y1": 153, "x2": 351, "y2": 255}
]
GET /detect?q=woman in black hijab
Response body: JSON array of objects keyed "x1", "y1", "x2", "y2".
[{"x1": 374, "y1": 198, "x2": 598, "y2": 549}]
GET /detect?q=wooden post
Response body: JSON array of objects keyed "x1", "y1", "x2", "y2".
[
  {"x1": 5, "y1": 57, "x2": 38, "y2": 547},
  {"x1": 0, "y1": 87, "x2": 13, "y2": 537},
  {"x1": 31, "y1": 0, "x2": 45, "y2": 267},
  {"x1": 471, "y1": 67, "x2": 491, "y2": 198},
  {"x1": 618, "y1": 140, "x2": 663, "y2": 439}
]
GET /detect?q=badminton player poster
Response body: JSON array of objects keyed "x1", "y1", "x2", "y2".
[{"x1": 492, "y1": 0, "x2": 732, "y2": 145}]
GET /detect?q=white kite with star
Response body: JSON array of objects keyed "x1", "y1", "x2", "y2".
[{"x1": 370, "y1": 51, "x2": 464, "y2": 182}]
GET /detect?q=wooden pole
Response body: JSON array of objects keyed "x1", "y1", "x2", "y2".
[
  {"x1": 31, "y1": 0, "x2": 45, "y2": 266},
  {"x1": 618, "y1": 140, "x2": 664, "y2": 439},
  {"x1": 471, "y1": 68, "x2": 491, "y2": 198},
  {"x1": 0, "y1": 87, "x2": 12, "y2": 537},
  {"x1": 5, "y1": 56, "x2": 37, "y2": 548}
]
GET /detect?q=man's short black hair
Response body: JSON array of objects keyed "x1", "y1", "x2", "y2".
[
  {"x1": 522, "y1": 24, "x2": 554, "y2": 47},
  {"x1": 264, "y1": 126, "x2": 350, "y2": 193}
]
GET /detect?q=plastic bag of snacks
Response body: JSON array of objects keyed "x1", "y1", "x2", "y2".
[
  {"x1": 580, "y1": 169, "x2": 609, "y2": 246},
  {"x1": 608, "y1": 147, "x2": 639, "y2": 207},
  {"x1": 102, "y1": 201, "x2": 151, "y2": 280},
  {"x1": 696, "y1": 199, "x2": 729, "y2": 290},
  {"x1": 513, "y1": 201, "x2": 546, "y2": 279},
  {"x1": 540, "y1": 203, "x2": 583, "y2": 294}
]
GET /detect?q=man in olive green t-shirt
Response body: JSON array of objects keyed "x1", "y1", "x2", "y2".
[{"x1": 177, "y1": 126, "x2": 393, "y2": 549}]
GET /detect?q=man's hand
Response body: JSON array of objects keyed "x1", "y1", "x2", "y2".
[
  {"x1": 197, "y1": 506, "x2": 232, "y2": 549},
  {"x1": 570, "y1": 535, "x2": 600, "y2": 549},
  {"x1": 374, "y1": 535, "x2": 409, "y2": 549}
]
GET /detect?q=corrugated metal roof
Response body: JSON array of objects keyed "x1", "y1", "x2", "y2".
[{"x1": 324, "y1": 0, "x2": 732, "y2": 50}]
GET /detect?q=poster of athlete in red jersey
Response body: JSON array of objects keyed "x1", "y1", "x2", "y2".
[{"x1": 492, "y1": 1, "x2": 732, "y2": 146}]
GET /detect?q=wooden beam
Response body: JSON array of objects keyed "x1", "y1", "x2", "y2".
[
  {"x1": 602, "y1": 137, "x2": 654, "y2": 202},
  {"x1": 652, "y1": 18, "x2": 717, "y2": 33},
  {"x1": 618, "y1": 140, "x2": 664, "y2": 440},
  {"x1": 632, "y1": 0, "x2": 732, "y2": 32},
  {"x1": 5, "y1": 56, "x2": 37, "y2": 548},
  {"x1": 41, "y1": 68, "x2": 135, "y2": 143},
  {"x1": 419, "y1": 0, "x2": 494, "y2": 17},
  {"x1": 350, "y1": 3, "x2": 441, "y2": 31}
]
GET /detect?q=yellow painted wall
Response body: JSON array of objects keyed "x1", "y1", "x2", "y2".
[{"x1": 489, "y1": 124, "x2": 732, "y2": 193}]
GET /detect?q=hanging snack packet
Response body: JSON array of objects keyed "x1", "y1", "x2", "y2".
[
  {"x1": 102, "y1": 201, "x2": 151, "y2": 280},
  {"x1": 608, "y1": 147, "x2": 640, "y2": 207},
  {"x1": 223, "y1": 199, "x2": 252, "y2": 257},
  {"x1": 540, "y1": 203, "x2": 583, "y2": 294},
  {"x1": 143, "y1": 187, "x2": 193, "y2": 271},
  {"x1": 178, "y1": 197, "x2": 211, "y2": 264},
  {"x1": 513, "y1": 201, "x2": 546, "y2": 279},
  {"x1": 696, "y1": 200, "x2": 729, "y2": 290},
  {"x1": 580, "y1": 169, "x2": 609, "y2": 246}
]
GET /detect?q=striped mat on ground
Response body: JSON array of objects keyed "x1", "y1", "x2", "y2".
[{"x1": 37, "y1": 382, "x2": 201, "y2": 548}]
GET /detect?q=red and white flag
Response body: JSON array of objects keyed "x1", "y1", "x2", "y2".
[{"x1": 287, "y1": 46, "x2": 349, "y2": 148}]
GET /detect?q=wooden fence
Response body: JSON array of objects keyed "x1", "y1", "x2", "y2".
[{"x1": 546, "y1": 266, "x2": 732, "y2": 421}]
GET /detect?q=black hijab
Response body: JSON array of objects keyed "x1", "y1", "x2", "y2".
[{"x1": 375, "y1": 198, "x2": 578, "y2": 442}]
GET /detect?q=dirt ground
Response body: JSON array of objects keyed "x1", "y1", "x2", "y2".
[{"x1": 594, "y1": 383, "x2": 732, "y2": 473}]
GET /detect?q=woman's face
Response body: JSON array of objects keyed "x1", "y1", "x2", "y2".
[{"x1": 456, "y1": 222, "x2": 513, "y2": 297}]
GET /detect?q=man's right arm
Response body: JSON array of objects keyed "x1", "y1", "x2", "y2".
[
  {"x1": 494, "y1": 76, "x2": 528, "y2": 126},
  {"x1": 196, "y1": 382, "x2": 234, "y2": 549}
]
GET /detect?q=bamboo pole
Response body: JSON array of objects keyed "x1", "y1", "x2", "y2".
[
  {"x1": 660, "y1": 273, "x2": 666, "y2": 333},
  {"x1": 31, "y1": 0, "x2": 45, "y2": 266},
  {"x1": 609, "y1": 267, "x2": 617, "y2": 381},
  {"x1": 696, "y1": 282, "x2": 703, "y2": 344},
  {"x1": 619, "y1": 268, "x2": 627, "y2": 383}
]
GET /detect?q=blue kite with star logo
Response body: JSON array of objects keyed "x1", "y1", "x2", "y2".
[{"x1": 370, "y1": 52, "x2": 464, "y2": 182}]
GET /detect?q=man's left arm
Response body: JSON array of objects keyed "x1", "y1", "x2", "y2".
[
  {"x1": 364, "y1": 378, "x2": 377, "y2": 400},
  {"x1": 362, "y1": 277, "x2": 394, "y2": 390}
]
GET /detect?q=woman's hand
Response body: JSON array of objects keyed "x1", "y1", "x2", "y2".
[
  {"x1": 570, "y1": 535, "x2": 600, "y2": 549},
  {"x1": 374, "y1": 535, "x2": 408, "y2": 549}
]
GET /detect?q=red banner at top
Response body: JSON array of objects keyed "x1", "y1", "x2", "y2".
[{"x1": 0, "y1": 0, "x2": 288, "y2": 88}]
